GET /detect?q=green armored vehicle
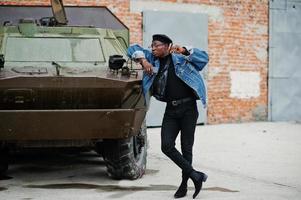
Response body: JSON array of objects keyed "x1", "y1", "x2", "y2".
[{"x1": 0, "y1": 0, "x2": 147, "y2": 179}]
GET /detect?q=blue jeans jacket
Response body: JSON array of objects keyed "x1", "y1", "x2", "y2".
[{"x1": 127, "y1": 44, "x2": 209, "y2": 107}]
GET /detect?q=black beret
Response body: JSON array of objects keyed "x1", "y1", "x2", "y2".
[{"x1": 152, "y1": 34, "x2": 173, "y2": 44}]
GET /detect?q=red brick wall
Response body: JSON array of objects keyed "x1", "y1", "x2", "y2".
[
  {"x1": 192, "y1": 0, "x2": 269, "y2": 124},
  {"x1": 0, "y1": 0, "x2": 269, "y2": 124}
]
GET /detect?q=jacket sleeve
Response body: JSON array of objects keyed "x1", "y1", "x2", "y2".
[
  {"x1": 127, "y1": 44, "x2": 154, "y2": 62},
  {"x1": 185, "y1": 48, "x2": 209, "y2": 71}
]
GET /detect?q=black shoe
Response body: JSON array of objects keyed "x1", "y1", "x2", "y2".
[
  {"x1": 190, "y1": 171, "x2": 208, "y2": 199},
  {"x1": 174, "y1": 175, "x2": 189, "y2": 199},
  {"x1": 174, "y1": 184, "x2": 187, "y2": 198}
]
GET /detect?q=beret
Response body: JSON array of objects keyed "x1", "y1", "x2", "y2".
[{"x1": 152, "y1": 34, "x2": 173, "y2": 44}]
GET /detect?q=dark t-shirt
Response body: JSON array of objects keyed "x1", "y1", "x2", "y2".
[{"x1": 158, "y1": 54, "x2": 196, "y2": 101}]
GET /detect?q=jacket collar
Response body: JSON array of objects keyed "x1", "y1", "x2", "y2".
[
  {"x1": 154, "y1": 53, "x2": 180, "y2": 67},
  {"x1": 171, "y1": 53, "x2": 181, "y2": 65}
]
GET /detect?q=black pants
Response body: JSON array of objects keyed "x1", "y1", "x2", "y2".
[{"x1": 161, "y1": 100, "x2": 199, "y2": 176}]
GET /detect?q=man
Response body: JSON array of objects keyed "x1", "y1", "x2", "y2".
[{"x1": 127, "y1": 34, "x2": 209, "y2": 199}]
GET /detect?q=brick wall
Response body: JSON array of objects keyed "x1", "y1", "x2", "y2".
[
  {"x1": 0, "y1": 0, "x2": 269, "y2": 124},
  {"x1": 194, "y1": 0, "x2": 269, "y2": 124}
]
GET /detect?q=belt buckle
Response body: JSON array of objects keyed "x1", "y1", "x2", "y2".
[{"x1": 171, "y1": 100, "x2": 178, "y2": 106}]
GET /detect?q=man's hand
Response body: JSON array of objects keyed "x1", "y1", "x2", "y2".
[
  {"x1": 139, "y1": 58, "x2": 154, "y2": 75},
  {"x1": 170, "y1": 45, "x2": 186, "y2": 54}
]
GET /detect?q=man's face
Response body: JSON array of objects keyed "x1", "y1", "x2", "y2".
[{"x1": 151, "y1": 41, "x2": 170, "y2": 58}]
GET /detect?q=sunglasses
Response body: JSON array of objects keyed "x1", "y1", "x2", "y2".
[{"x1": 149, "y1": 43, "x2": 166, "y2": 49}]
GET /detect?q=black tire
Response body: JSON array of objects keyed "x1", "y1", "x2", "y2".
[
  {"x1": 0, "y1": 147, "x2": 9, "y2": 175},
  {"x1": 102, "y1": 122, "x2": 147, "y2": 180}
]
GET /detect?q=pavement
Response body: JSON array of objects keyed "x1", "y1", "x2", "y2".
[{"x1": 0, "y1": 122, "x2": 301, "y2": 200}]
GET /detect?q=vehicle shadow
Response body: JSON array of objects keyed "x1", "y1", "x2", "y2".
[{"x1": 4, "y1": 150, "x2": 109, "y2": 181}]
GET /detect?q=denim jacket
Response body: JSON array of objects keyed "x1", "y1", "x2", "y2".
[{"x1": 127, "y1": 44, "x2": 209, "y2": 107}]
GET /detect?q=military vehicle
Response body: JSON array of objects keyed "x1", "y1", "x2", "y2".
[{"x1": 0, "y1": 0, "x2": 147, "y2": 180}]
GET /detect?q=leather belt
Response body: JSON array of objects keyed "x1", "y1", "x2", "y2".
[{"x1": 168, "y1": 97, "x2": 195, "y2": 106}]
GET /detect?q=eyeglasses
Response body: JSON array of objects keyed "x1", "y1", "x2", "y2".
[{"x1": 149, "y1": 43, "x2": 165, "y2": 49}]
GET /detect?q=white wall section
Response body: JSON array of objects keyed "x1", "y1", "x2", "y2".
[{"x1": 230, "y1": 71, "x2": 260, "y2": 99}]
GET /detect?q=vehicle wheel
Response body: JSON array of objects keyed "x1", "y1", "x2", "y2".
[
  {"x1": 0, "y1": 147, "x2": 9, "y2": 175},
  {"x1": 102, "y1": 122, "x2": 147, "y2": 180}
]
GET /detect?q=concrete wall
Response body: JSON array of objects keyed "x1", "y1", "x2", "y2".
[{"x1": 0, "y1": 0, "x2": 269, "y2": 124}]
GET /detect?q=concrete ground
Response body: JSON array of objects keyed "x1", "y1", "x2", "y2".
[{"x1": 0, "y1": 122, "x2": 301, "y2": 200}]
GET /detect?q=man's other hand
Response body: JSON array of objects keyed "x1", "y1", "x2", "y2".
[
  {"x1": 139, "y1": 58, "x2": 154, "y2": 75},
  {"x1": 170, "y1": 45, "x2": 186, "y2": 54}
]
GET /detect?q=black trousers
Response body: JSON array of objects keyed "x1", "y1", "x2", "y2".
[{"x1": 161, "y1": 100, "x2": 199, "y2": 176}]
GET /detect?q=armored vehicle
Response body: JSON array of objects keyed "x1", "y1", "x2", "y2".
[{"x1": 0, "y1": 0, "x2": 147, "y2": 179}]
